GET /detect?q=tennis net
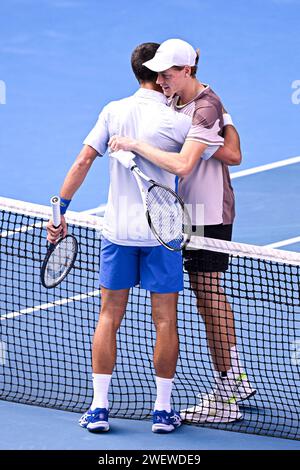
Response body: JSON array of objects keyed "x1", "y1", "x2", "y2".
[{"x1": 0, "y1": 196, "x2": 299, "y2": 440}]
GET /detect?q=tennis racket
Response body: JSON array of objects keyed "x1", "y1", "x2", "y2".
[
  {"x1": 111, "y1": 150, "x2": 192, "y2": 251},
  {"x1": 41, "y1": 196, "x2": 78, "y2": 288}
]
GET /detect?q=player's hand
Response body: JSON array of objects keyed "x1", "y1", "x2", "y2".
[
  {"x1": 46, "y1": 215, "x2": 67, "y2": 244},
  {"x1": 108, "y1": 135, "x2": 137, "y2": 152}
]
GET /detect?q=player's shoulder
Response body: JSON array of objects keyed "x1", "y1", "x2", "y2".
[
  {"x1": 103, "y1": 95, "x2": 134, "y2": 111},
  {"x1": 162, "y1": 101, "x2": 192, "y2": 124},
  {"x1": 194, "y1": 85, "x2": 222, "y2": 109},
  {"x1": 193, "y1": 85, "x2": 223, "y2": 124}
]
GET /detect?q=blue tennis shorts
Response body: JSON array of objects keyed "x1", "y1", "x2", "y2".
[{"x1": 99, "y1": 237, "x2": 183, "y2": 293}]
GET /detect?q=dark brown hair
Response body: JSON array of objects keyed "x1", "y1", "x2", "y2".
[{"x1": 131, "y1": 43, "x2": 160, "y2": 83}]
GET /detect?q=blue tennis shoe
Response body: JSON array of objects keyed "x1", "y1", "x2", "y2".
[
  {"x1": 152, "y1": 409, "x2": 182, "y2": 433},
  {"x1": 79, "y1": 408, "x2": 109, "y2": 432}
]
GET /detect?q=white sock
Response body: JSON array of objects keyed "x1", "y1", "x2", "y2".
[
  {"x1": 154, "y1": 376, "x2": 174, "y2": 413},
  {"x1": 229, "y1": 345, "x2": 245, "y2": 377},
  {"x1": 215, "y1": 347, "x2": 245, "y2": 381},
  {"x1": 90, "y1": 373, "x2": 112, "y2": 410}
]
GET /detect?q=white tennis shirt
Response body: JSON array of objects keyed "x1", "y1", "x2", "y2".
[{"x1": 84, "y1": 88, "x2": 191, "y2": 246}]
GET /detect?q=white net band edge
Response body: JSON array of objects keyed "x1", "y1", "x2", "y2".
[{"x1": 1, "y1": 196, "x2": 300, "y2": 266}]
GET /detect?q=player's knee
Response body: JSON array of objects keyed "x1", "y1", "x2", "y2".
[
  {"x1": 153, "y1": 315, "x2": 177, "y2": 332},
  {"x1": 99, "y1": 309, "x2": 124, "y2": 331}
]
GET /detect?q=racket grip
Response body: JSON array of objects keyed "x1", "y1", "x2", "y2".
[{"x1": 51, "y1": 196, "x2": 61, "y2": 228}]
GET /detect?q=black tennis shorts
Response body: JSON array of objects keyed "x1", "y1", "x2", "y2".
[{"x1": 183, "y1": 224, "x2": 233, "y2": 273}]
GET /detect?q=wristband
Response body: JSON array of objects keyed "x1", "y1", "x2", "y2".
[
  {"x1": 223, "y1": 113, "x2": 234, "y2": 127},
  {"x1": 60, "y1": 197, "x2": 71, "y2": 215}
]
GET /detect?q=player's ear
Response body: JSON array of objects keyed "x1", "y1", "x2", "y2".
[{"x1": 184, "y1": 66, "x2": 191, "y2": 77}]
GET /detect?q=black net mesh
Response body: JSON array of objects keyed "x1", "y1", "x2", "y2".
[{"x1": 0, "y1": 204, "x2": 299, "y2": 440}]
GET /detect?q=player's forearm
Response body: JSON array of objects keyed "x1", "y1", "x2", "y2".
[
  {"x1": 60, "y1": 146, "x2": 98, "y2": 199},
  {"x1": 132, "y1": 140, "x2": 185, "y2": 176},
  {"x1": 109, "y1": 136, "x2": 207, "y2": 177},
  {"x1": 214, "y1": 126, "x2": 242, "y2": 166},
  {"x1": 60, "y1": 163, "x2": 89, "y2": 200}
]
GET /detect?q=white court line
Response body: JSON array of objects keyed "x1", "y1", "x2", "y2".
[
  {"x1": 265, "y1": 236, "x2": 300, "y2": 249},
  {"x1": 0, "y1": 289, "x2": 100, "y2": 321},
  {"x1": 230, "y1": 155, "x2": 300, "y2": 179},
  {"x1": 2, "y1": 156, "x2": 299, "y2": 320},
  {"x1": 82, "y1": 156, "x2": 300, "y2": 214},
  {"x1": 231, "y1": 155, "x2": 300, "y2": 249}
]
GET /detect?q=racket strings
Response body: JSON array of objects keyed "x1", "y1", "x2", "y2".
[
  {"x1": 146, "y1": 186, "x2": 189, "y2": 250},
  {"x1": 44, "y1": 237, "x2": 77, "y2": 287}
]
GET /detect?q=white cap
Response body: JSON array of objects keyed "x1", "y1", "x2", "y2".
[{"x1": 143, "y1": 39, "x2": 197, "y2": 72}]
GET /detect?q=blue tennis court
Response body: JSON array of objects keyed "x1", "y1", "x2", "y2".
[{"x1": 0, "y1": 0, "x2": 299, "y2": 452}]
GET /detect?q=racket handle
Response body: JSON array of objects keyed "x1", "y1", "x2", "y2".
[{"x1": 51, "y1": 196, "x2": 61, "y2": 228}]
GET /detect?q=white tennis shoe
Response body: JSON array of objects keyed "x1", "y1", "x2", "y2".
[{"x1": 181, "y1": 373, "x2": 256, "y2": 424}]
